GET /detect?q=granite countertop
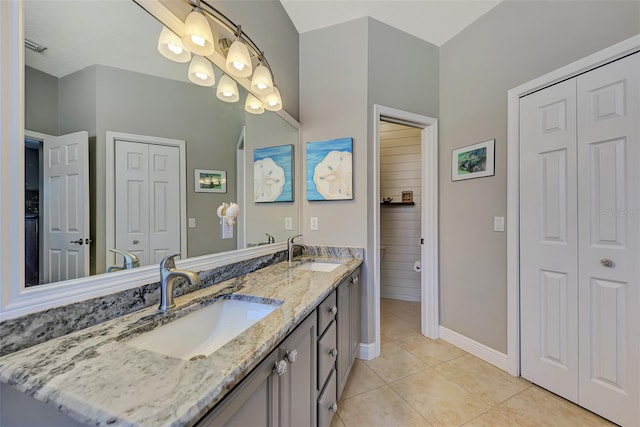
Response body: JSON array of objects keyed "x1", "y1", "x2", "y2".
[{"x1": 0, "y1": 256, "x2": 362, "y2": 426}]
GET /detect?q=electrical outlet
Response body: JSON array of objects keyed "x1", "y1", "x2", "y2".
[
  {"x1": 494, "y1": 216, "x2": 505, "y2": 232},
  {"x1": 285, "y1": 217, "x2": 293, "y2": 230},
  {"x1": 310, "y1": 217, "x2": 319, "y2": 231},
  {"x1": 188, "y1": 218, "x2": 196, "y2": 228}
]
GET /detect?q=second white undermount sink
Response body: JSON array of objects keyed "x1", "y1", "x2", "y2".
[
  {"x1": 294, "y1": 261, "x2": 341, "y2": 272},
  {"x1": 125, "y1": 296, "x2": 282, "y2": 361}
]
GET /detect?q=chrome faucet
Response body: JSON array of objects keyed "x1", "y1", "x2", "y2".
[
  {"x1": 106, "y1": 249, "x2": 140, "y2": 272},
  {"x1": 265, "y1": 233, "x2": 275, "y2": 244},
  {"x1": 159, "y1": 253, "x2": 201, "y2": 311},
  {"x1": 287, "y1": 234, "x2": 306, "y2": 263}
]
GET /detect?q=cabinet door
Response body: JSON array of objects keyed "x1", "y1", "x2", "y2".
[
  {"x1": 350, "y1": 272, "x2": 361, "y2": 361},
  {"x1": 197, "y1": 351, "x2": 279, "y2": 427},
  {"x1": 336, "y1": 278, "x2": 351, "y2": 398},
  {"x1": 279, "y1": 313, "x2": 317, "y2": 427}
]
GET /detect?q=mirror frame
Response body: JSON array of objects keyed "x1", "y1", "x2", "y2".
[{"x1": 0, "y1": 0, "x2": 301, "y2": 321}]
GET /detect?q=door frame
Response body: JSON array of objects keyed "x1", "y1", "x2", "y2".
[
  {"x1": 506, "y1": 34, "x2": 640, "y2": 376},
  {"x1": 372, "y1": 105, "x2": 439, "y2": 359},
  {"x1": 105, "y1": 131, "x2": 187, "y2": 269}
]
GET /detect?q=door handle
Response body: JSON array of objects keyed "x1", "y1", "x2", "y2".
[
  {"x1": 600, "y1": 258, "x2": 614, "y2": 268},
  {"x1": 70, "y1": 239, "x2": 83, "y2": 245}
]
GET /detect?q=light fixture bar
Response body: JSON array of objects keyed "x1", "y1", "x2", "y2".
[{"x1": 25, "y1": 39, "x2": 47, "y2": 53}]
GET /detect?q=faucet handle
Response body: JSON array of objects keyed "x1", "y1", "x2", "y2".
[
  {"x1": 109, "y1": 249, "x2": 140, "y2": 269},
  {"x1": 160, "y1": 253, "x2": 181, "y2": 270},
  {"x1": 287, "y1": 234, "x2": 302, "y2": 245}
]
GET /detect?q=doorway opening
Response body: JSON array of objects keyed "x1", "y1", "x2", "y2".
[{"x1": 371, "y1": 105, "x2": 438, "y2": 360}]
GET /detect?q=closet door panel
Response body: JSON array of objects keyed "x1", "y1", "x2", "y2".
[
  {"x1": 577, "y1": 52, "x2": 639, "y2": 427},
  {"x1": 519, "y1": 78, "x2": 579, "y2": 402}
]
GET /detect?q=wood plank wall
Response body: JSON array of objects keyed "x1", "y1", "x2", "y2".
[{"x1": 379, "y1": 122, "x2": 422, "y2": 302}]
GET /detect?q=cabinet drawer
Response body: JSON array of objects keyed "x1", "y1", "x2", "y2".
[
  {"x1": 317, "y1": 369, "x2": 338, "y2": 427},
  {"x1": 317, "y1": 320, "x2": 337, "y2": 390},
  {"x1": 317, "y1": 291, "x2": 337, "y2": 336}
]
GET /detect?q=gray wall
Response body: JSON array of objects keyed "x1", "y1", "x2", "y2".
[
  {"x1": 245, "y1": 112, "x2": 300, "y2": 246},
  {"x1": 439, "y1": 0, "x2": 640, "y2": 352},
  {"x1": 93, "y1": 65, "x2": 244, "y2": 273},
  {"x1": 25, "y1": 66, "x2": 58, "y2": 135},
  {"x1": 300, "y1": 17, "x2": 440, "y2": 344}
]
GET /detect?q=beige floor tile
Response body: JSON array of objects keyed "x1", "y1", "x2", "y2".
[
  {"x1": 381, "y1": 315, "x2": 419, "y2": 342},
  {"x1": 341, "y1": 360, "x2": 385, "y2": 400},
  {"x1": 463, "y1": 407, "x2": 523, "y2": 427},
  {"x1": 338, "y1": 385, "x2": 430, "y2": 427},
  {"x1": 394, "y1": 309, "x2": 422, "y2": 328},
  {"x1": 330, "y1": 412, "x2": 347, "y2": 427},
  {"x1": 396, "y1": 335, "x2": 467, "y2": 367},
  {"x1": 435, "y1": 355, "x2": 531, "y2": 405},
  {"x1": 363, "y1": 342, "x2": 427, "y2": 382},
  {"x1": 381, "y1": 298, "x2": 420, "y2": 317},
  {"x1": 496, "y1": 386, "x2": 615, "y2": 427},
  {"x1": 390, "y1": 369, "x2": 491, "y2": 426}
]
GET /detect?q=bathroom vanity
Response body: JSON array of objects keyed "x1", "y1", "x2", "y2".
[{"x1": 0, "y1": 256, "x2": 361, "y2": 427}]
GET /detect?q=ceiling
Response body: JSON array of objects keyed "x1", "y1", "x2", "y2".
[{"x1": 279, "y1": 0, "x2": 504, "y2": 47}]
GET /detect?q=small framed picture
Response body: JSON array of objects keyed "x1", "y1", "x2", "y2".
[
  {"x1": 195, "y1": 169, "x2": 226, "y2": 193},
  {"x1": 452, "y1": 139, "x2": 495, "y2": 181},
  {"x1": 402, "y1": 191, "x2": 413, "y2": 203}
]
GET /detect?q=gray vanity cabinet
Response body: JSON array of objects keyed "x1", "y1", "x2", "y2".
[
  {"x1": 197, "y1": 313, "x2": 316, "y2": 427},
  {"x1": 337, "y1": 271, "x2": 360, "y2": 399}
]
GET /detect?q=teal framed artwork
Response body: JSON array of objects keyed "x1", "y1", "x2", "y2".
[{"x1": 306, "y1": 137, "x2": 353, "y2": 201}]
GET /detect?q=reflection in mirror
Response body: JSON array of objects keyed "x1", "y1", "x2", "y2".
[{"x1": 23, "y1": 0, "x2": 299, "y2": 287}]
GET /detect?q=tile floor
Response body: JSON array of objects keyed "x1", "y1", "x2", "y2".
[{"x1": 330, "y1": 298, "x2": 615, "y2": 427}]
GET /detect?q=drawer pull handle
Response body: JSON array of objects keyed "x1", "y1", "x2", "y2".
[
  {"x1": 329, "y1": 348, "x2": 338, "y2": 358},
  {"x1": 285, "y1": 349, "x2": 298, "y2": 364},
  {"x1": 329, "y1": 403, "x2": 338, "y2": 413},
  {"x1": 274, "y1": 360, "x2": 288, "y2": 376},
  {"x1": 329, "y1": 306, "x2": 338, "y2": 315},
  {"x1": 352, "y1": 276, "x2": 358, "y2": 285}
]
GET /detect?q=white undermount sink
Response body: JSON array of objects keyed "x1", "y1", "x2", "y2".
[
  {"x1": 294, "y1": 261, "x2": 341, "y2": 272},
  {"x1": 125, "y1": 297, "x2": 282, "y2": 361}
]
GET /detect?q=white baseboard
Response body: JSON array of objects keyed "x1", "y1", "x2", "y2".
[
  {"x1": 439, "y1": 326, "x2": 511, "y2": 373},
  {"x1": 358, "y1": 342, "x2": 377, "y2": 360}
]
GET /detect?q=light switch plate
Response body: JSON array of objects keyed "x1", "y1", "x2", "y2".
[
  {"x1": 188, "y1": 218, "x2": 196, "y2": 228},
  {"x1": 221, "y1": 221, "x2": 234, "y2": 239},
  {"x1": 285, "y1": 217, "x2": 293, "y2": 230},
  {"x1": 310, "y1": 217, "x2": 319, "y2": 231},
  {"x1": 494, "y1": 216, "x2": 505, "y2": 232}
]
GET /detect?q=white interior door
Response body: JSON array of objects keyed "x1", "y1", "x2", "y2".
[
  {"x1": 520, "y1": 79, "x2": 579, "y2": 403},
  {"x1": 42, "y1": 131, "x2": 90, "y2": 282},
  {"x1": 115, "y1": 140, "x2": 150, "y2": 264},
  {"x1": 114, "y1": 140, "x2": 181, "y2": 267},
  {"x1": 576, "y1": 52, "x2": 639, "y2": 427},
  {"x1": 148, "y1": 144, "x2": 180, "y2": 264},
  {"x1": 521, "y1": 52, "x2": 639, "y2": 426}
]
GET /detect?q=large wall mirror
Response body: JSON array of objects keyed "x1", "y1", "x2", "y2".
[{"x1": 1, "y1": 0, "x2": 300, "y2": 319}]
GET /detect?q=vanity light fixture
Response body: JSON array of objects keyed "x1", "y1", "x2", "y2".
[
  {"x1": 225, "y1": 27, "x2": 252, "y2": 78},
  {"x1": 263, "y1": 86, "x2": 283, "y2": 112},
  {"x1": 182, "y1": 5, "x2": 216, "y2": 56},
  {"x1": 157, "y1": 27, "x2": 191, "y2": 63},
  {"x1": 250, "y1": 61, "x2": 274, "y2": 96},
  {"x1": 216, "y1": 74, "x2": 240, "y2": 102},
  {"x1": 245, "y1": 94, "x2": 264, "y2": 114},
  {"x1": 188, "y1": 55, "x2": 216, "y2": 87},
  {"x1": 155, "y1": 0, "x2": 284, "y2": 114}
]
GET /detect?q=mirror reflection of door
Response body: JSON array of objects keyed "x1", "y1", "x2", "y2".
[
  {"x1": 114, "y1": 139, "x2": 181, "y2": 267},
  {"x1": 25, "y1": 131, "x2": 90, "y2": 286}
]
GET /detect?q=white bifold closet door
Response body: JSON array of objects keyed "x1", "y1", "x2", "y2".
[
  {"x1": 115, "y1": 140, "x2": 181, "y2": 266},
  {"x1": 520, "y1": 52, "x2": 639, "y2": 426}
]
